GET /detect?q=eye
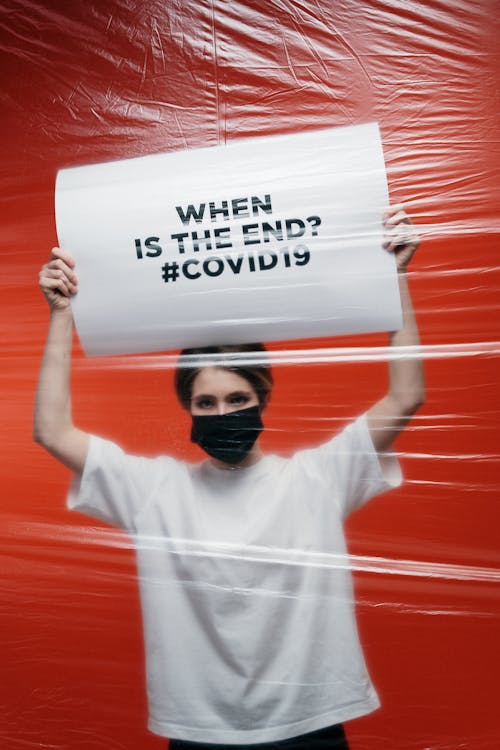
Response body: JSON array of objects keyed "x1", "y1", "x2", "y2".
[
  {"x1": 194, "y1": 397, "x2": 214, "y2": 409},
  {"x1": 230, "y1": 393, "x2": 250, "y2": 405}
]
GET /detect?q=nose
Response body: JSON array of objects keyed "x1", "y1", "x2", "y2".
[{"x1": 217, "y1": 402, "x2": 229, "y2": 416}]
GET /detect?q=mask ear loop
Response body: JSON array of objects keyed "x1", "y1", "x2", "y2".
[{"x1": 259, "y1": 392, "x2": 270, "y2": 414}]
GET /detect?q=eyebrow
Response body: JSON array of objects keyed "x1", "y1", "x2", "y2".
[{"x1": 192, "y1": 389, "x2": 252, "y2": 399}]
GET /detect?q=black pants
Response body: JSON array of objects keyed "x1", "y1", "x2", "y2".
[{"x1": 170, "y1": 723, "x2": 350, "y2": 750}]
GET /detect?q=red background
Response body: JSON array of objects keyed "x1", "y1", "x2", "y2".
[{"x1": 1, "y1": 1, "x2": 499, "y2": 748}]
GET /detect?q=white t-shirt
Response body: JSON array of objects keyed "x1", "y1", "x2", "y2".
[{"x1": 68, "y1": 414, "x2": 401, "y2": 744}]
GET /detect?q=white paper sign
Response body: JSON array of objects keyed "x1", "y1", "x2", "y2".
[{"x1": 55, "y1": 122, "x2": 401, "y2": 356}]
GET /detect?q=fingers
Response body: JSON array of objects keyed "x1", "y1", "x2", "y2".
[
  {"x1": 50, "y1": 246, "x2": 75, "y2": 268},
  {"x1": 383, "y1": 223, "x2": 418, "y2": 253},
  {"x1": 382, "y1": 203, "x2": 408, "y2": 224},
  {"x1": 383, "y1": 205, "x2": 419, "y2": 246},
  {"x1": 40, "y1": 267, "x2": 74, "y2": 297},
  {"x1": 39, "y1": 247, "x2": 78, "y2": 309},
  {"x1": 382, "y1": 205, "x2": 420, "y2": 271},
  {"x1": 42, "y1": 248, "x2": 78, "y2": 290}
]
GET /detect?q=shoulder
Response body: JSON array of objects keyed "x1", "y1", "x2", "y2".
[
  {"x1": 69, "y1": 435, "x2": 198, "y2": 529},
  {"x1": 85, "y1": 434, "x2": 191, "y2": 480},
  {"x1": 291, "y1": 415, "x2": 370, "y2": 466},
  {"x1": 290, "y1": 413, "x2": 400, "y2": 486}
]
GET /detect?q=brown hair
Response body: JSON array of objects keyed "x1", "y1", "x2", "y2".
[{"x1": 175, "y1": 343, "x2": 273, "y2": 412}]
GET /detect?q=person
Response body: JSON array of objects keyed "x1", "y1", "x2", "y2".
[{"x1": 34, "y1": 205, "x2": 424, "y2": 749}]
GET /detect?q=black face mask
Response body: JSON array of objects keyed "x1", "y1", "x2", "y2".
[{"x1": 191, "y1": 405, "x2": 264, "y2": 465}]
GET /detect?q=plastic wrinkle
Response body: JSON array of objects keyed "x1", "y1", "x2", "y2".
[
  {"x1": 73, "y1": 341, "x2": 500, "y2": 371},
  {"x1": 5, "y1": 519, "x2": 499, "y2": 585},
  {"x1": 358, "y1": 600, "x2": 497, "y2": 619}
]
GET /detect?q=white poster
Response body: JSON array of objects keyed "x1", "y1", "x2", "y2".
[{"x1": 55, "y1": 122, "x2": 401, "y2": 356}]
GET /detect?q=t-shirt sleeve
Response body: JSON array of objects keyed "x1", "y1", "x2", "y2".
[
  {"x1": 67, "y1": 435, "x2": 163, "y2": 531},
  {"x1": 300, "y1": 413, "x2": 402, "y2": 519}
]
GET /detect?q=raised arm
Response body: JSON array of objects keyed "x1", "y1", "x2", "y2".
[
  {"x1": 34, "y1": 248, "x2": 89, "y2": 473},
  {"x1": 367, "y1": 205, "x2": 425, "y2": 452}
]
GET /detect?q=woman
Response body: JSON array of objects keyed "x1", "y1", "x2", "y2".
[{"x1": 34, "y1": 205, "x2": 424, "y2": 749}]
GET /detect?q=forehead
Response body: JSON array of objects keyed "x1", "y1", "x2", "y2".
[{"x1": 191, "y1": 366, "x2": 255, "y2": 395}]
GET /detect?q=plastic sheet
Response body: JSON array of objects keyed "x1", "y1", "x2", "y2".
[{"x1": 2, "y1": 1, "x2": 499, "y2": 748}]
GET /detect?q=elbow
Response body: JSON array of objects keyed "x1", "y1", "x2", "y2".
[
  {"x1": 390, "y1": 379, "x2": 426, "y2": 418},
  {"x1": 33, "y1": 418, "x2": 62, "y2": 453},
  {"x1": 400, "y1": 386, "x2": 426, "y2": 417},
  {"x1": 33, "y1": 418, "x2": 45, "y2": 446},
  {"x1": 33, "y1": 423, "x2": 52, "y2": 450},
  {"x1": 413, "y1": 377, "x2": 426, "y2": 413},
  {"x1": 410, "y1": 392, "x2": 425, "y2": 415}
]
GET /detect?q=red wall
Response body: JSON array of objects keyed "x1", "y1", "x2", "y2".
[{"x1": 1, "y1": 1, "x2": 499, "y2": 747}]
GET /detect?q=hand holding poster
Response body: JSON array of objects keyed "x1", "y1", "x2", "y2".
[{"x1": 55, "y1": 122, "x2": 401, "y2": 356}]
